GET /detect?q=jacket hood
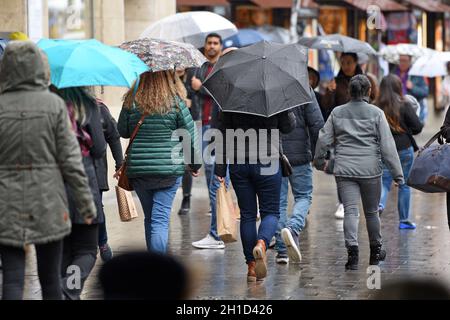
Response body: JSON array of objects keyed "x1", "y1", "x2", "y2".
[{"x1": 0, "y1": 41, "x2": 49, "y2": 94}]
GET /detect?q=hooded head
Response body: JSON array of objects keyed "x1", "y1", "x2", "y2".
[{"x1": 0, "y1": 41, "x2": 49, "y2": 94}]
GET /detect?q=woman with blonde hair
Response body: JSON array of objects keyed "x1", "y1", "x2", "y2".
[{"x1": 118, "y1": 71, "x2": 201, "y2": 253}]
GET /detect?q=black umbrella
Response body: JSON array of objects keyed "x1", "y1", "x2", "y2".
[
  {"x1": 203, "y1": 41, "x2": 312, "y2": 118},
  {"x1": 298, "y1": 34, "x2": 377, "y2": 56}
]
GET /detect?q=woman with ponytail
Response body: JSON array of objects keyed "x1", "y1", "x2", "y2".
[{"x1": 376, "y1": 74, "x2": 423, "y2": 229}]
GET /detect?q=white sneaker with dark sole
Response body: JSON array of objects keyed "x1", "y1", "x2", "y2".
[
  {"x1": 281, "y1": 228, "x2": 302, "y2": 263},
  {"x1": 192, "y1": 234, "x2": 225, "y2": 249}
]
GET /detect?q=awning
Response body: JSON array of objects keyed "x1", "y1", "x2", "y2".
[
  {"x1": 342, "y1": 0, "x2": 408, "y2": 11},
  {"x1": 403, "y1": 0, "x2": 450, "y2": 12},
  {"x1": 250, "y1": 0, "x2": 318, "y2": 9},
  {"x1": 177, "y1": 0, "x2": 229, "y2": 6}
]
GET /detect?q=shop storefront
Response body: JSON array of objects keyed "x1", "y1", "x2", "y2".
[{"x1": 176, "y1": 0, "x2": 230, "y2": 17}]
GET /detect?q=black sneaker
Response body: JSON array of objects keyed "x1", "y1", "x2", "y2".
[
  {"x1": 178, "y1": 195, "x2": 191, "y2": 215},
  {"x1": 99, "y1": 243, "x2": 113, "y2": 262},
  {"x1": 281, "y1": 227, "x2": 301, "y2": 263},
  {"x1": 345, "y1": 245, "x2": 359, "y2": 270},
  {"x1": 276, "y1": 252, "x2": 289, "y2": 264}
]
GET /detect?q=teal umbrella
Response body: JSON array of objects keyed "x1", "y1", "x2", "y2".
[{"x1": 37, "y1": 39, "x2": 149, "y2": 88}]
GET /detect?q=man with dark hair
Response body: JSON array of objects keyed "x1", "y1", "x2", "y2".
[{"x1": 190, "y1": 33, "x2": 228, "y2": 250}]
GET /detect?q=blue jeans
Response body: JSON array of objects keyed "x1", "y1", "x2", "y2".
[
  {"x1": 202, "y1": 125, "x2": 229, "y2": 240},
  {"x1": 134, "y1": 177, "x2": 181, "y2": 253},
  {"x1": 229, "y1": 163, "x2": 281, "y2": 263},
  {"x1": 380, "y1": 146, "x2": 414, "y2": 222},
  {"x1": 419, "y1": 99, "x2": 428, "y2": 124},
  {"x1": 275, "y1": 163, "x2": 313, "y2": 254}
]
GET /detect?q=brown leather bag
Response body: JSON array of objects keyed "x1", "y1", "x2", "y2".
[{"x1": 117, "y1": 113, "x2": 147, "y2": 191}]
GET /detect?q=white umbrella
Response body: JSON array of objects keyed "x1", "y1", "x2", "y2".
[
  {"x1": 380, "y1": 43, "x2": 435, "y2": 64},
  {"x1": 409, "y1": 51, "x2": 450, "y2": 77},
  {"x1": 140, "y1": 11, "x2": 238, "y2": 49}
]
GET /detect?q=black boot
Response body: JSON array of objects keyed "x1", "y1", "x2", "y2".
[
  {"x1": 370, "y1": 243, "x2": 386, "y2": 265},
  {"x1": 345, "y1": 246, "x2": 359, "y2": 270},
  {"x1": 178, "y1": 195, "x2": 191, "y2": 215}
]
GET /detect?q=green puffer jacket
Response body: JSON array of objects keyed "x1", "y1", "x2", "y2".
[
  {"x1": 117, "y1": 99, "x2": 201, "y2": 177},
  {"x1": 0, "y1": 41, "x2": 96, "y2": 248}
]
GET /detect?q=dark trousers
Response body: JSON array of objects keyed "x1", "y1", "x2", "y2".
[
  {"x1": 98, "y1": 191, "x2": 108, "y2": 247},
  {"x1": 182, "y1": 169, "x2": 193, "y2": 197},
  {"x1": 61, "y1": 224, "x2": 98, "y2": 300},
  {"x1": 229, "y1": 163, "x2": 281, "y2": 264},
  {"x1": 0, "y1": 241, "x2": 63, "y2": 300}
]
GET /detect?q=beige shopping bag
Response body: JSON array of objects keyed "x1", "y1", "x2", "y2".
[
  {"x1": 115, "y1": 186, "x2": 139, "y2": 222},
  {"x1": 216, "y1": 182, "x2": 238, "y2": 243}
]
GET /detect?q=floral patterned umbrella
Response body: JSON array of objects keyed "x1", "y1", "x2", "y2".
[
  {"x1": 119, "y1": 38, "x2": 206, "y2": 72},
  {"x1": 379, "y1": 44, "x2": 435, "y2": 65}
]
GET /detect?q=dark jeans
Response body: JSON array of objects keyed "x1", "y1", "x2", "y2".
[
  {"x1": 229, "y1": 163, "x2": 281, "y2": 264},
  {"x1": 61, "y1": 224, "x2": 99, "y2": 300},
  {"x1": 0, "y1": 241, "x2": 63, "y2": 300},
  {"x1": 98, "y1": 191, "x2": 108, "y2": 247}
]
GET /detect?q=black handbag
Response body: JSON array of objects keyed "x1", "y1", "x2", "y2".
[{"x1": 279, "y1": 144, "x2": 293, "y2": 177}]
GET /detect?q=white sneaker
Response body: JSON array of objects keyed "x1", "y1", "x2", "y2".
[
  {"x1": 335, "y1": 203, "x2": 344, "y2": 219},
  {"x1": 192, "y1": 234, "x2": 225, "y2": 249}
]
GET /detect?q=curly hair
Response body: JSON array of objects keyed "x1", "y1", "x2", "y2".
[{"x1": 123, "y1": 71, "x2": 187, "y2": 115}]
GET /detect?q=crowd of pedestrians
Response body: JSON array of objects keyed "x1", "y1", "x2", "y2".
[{"x1": 0, "y1": 31, "x2": 449, "y2": 300}]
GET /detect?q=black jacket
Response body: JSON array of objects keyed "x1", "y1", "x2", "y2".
[
  {"x1": 441, "y1": 107, "x2": 450, "y2": 140},
  {"x1": 214, "y1": 110, "x2": 297, "y2": 177},
  {"x1": 390, "y1": 101, "x2": 423, "y2": 151},
  {"x1": 282, "y1": 88, "x2": 324, "y2": 166},
  {"x1": 94, "y1": 102, "x2": 124, "y2": 191},
  {"x1": 67, "y1": 102, "x2": 106, "y2": 224},
  {"x1": 183, "y1": 67, "x2": 201, "y2": 121}
]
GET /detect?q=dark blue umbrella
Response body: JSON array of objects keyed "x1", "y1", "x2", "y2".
[{"x1": 223, "y1": 29, "x2": 268, "y2": 49}]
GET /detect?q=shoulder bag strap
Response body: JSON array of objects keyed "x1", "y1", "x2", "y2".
[{"x1": 421, "y1": 130, "x2": 444, "y2": 151}]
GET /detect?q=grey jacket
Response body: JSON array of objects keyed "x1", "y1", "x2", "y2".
[
  {"x1": 0, "y1": 41, "x2": 96, "y2": 248},
  {"x1": 314, "y1": 99, "x2": 404, "y2": 183}
]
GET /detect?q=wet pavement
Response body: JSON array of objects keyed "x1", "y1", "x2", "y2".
[{"x1": 2, "y1": 109, "x2": 450, "y2": 300}]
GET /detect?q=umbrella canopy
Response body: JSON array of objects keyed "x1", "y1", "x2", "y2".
[
  {"x1": 379, "y1": 43, "x2": 435, "y2": 64},
  {"x1": 119, "y1": 38, "x2": 206, "y2": 72},
  {"x1": 140, "y1": 11, "x2": 238, "y2": 49},
  {"x1": 409, "y1": 51, "x2": 450, "y2": 77},
  {"x1": 223, "y1": 29, "x2": 268, "y2": 49},
  {"x1": 37, "y1": 39, "x2": 149, "y2": 89},
  {"x1": 298, "y1": 34, "x2": 377, "y2": 56},
  {"x1": 203, "y1": 41, "x2": 312, "y2": 118}
]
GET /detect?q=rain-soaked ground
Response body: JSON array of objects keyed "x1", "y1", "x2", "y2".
[{"x1": 3, "y1": 108, "x2": 450, "y2": 300}]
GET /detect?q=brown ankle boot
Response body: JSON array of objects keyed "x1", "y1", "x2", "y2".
[
  {"x1": 247, "y1": 261, "x2": 256, "y2": 282},
  {"x1": 253, "y1": 239, "x2": 267, "y2": 280}
]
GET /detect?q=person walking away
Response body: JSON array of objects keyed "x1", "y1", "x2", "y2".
[
  {"x1": 177, "y1": 67, "x2": 201, "y2": 215},
  {"x1": 94, "y1": 99, "x2": 123, "y2": 261},
  {"x1": 314, "y1": 75, "x2": 404, "y2": 271},
  {"x1": 321, "y1": 52, "x2": 364, "y2": 219},
  {"x1": 0, "y1": 41, "x2": 96, "y2": 300},
  {"x1": 215, "y1": 109, "x2": 296, "y2": 281},
  {"x1": 392, "y1": 55, "x2": 429, "y2": 124},
  {"x1": 191, "y1": 33, "x2": 229, "y2": 250},
  {"x1": 275, "y1": 88, "x2": 324, "y2": 264},
  {"x1": 53, "y1": 86, "x2": 107, "y2": 300},
  {"x1": 118, "y1": 71, "x2": 201, "y2": 253},
  {"x1": 376, "y1": 74, "x2": 423, "y2": 229}
]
